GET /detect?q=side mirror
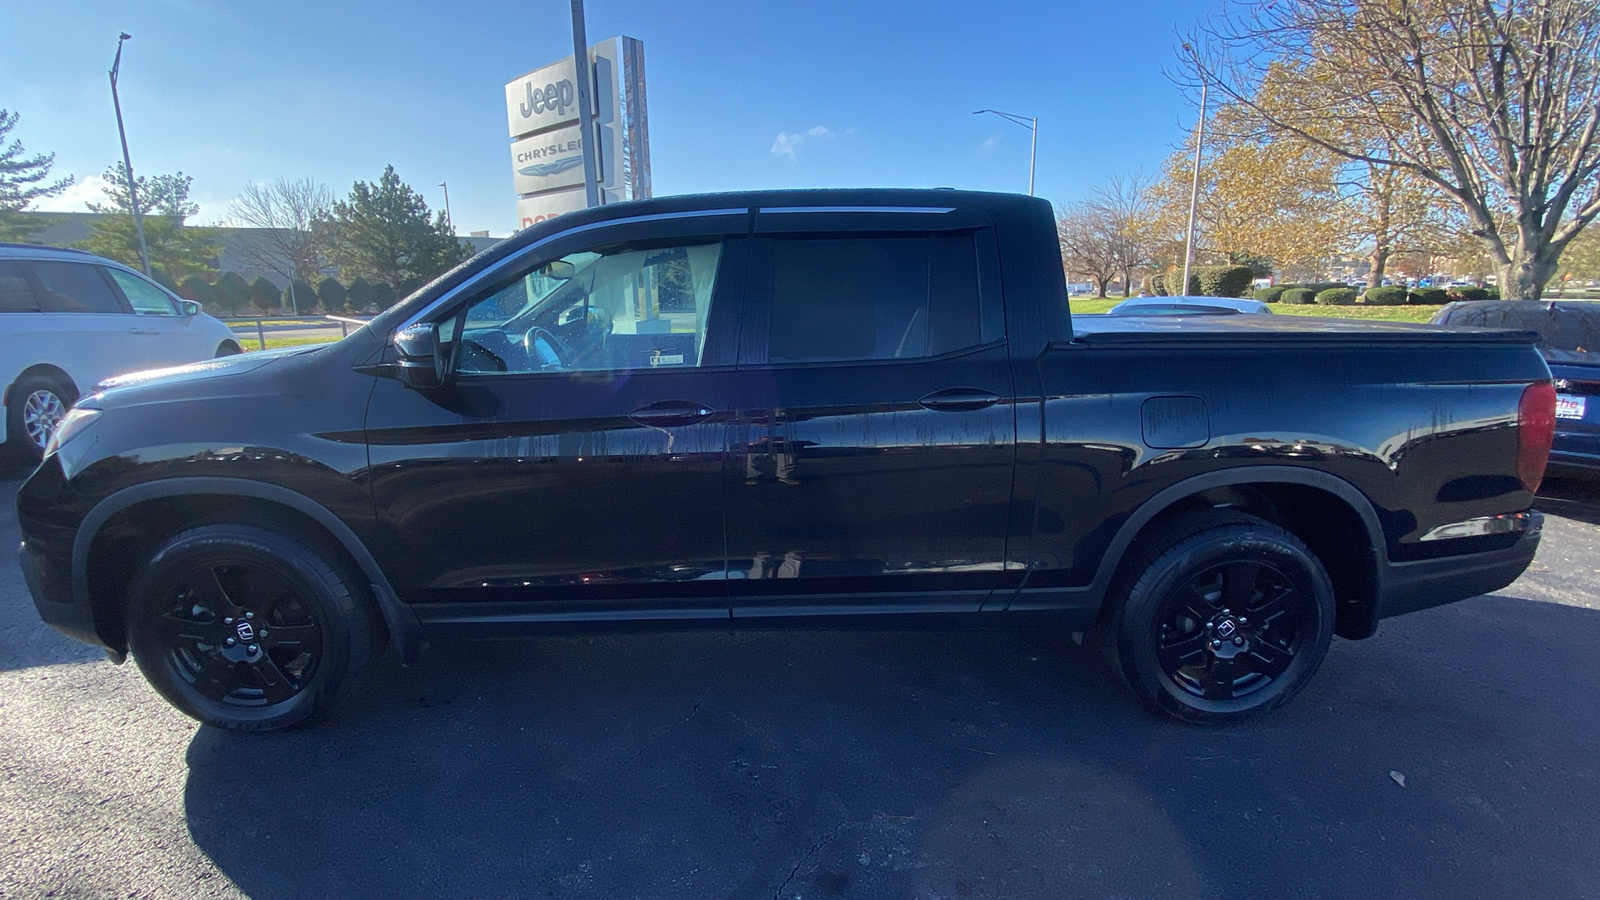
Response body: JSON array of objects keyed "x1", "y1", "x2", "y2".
[
  {"x1": 179, "y1": 299, "x2": 202, "y2": 317},
  {"x1": 392, "y1": 322, "x2": 446, "y2": 389}
]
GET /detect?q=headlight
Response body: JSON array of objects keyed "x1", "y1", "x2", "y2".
[{"x1": 44, "y1": 407, "x2": 102, "y2": 457}]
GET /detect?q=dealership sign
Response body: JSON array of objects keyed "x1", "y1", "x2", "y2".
[{"x1": 505, "y1": 36, "x2": 651, "y2": 231}]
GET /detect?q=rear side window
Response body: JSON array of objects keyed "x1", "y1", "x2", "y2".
[
  {"x1": 28, "y1": 261, "x2": 124, "y2": 314},
  {"x1": 0, "y1": 261, "x2": 40, "y2": 312},
  {"x1": 766, "y1": 233, "x2": 983, "y2": 363}
]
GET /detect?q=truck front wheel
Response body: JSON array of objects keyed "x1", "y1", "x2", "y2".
[
  {"x1": 1103, "y1": 510, "x2": 1336, "y2": 723},
  {"x1": 127, "y1": 524, "x2": 378, "y2": 731}
]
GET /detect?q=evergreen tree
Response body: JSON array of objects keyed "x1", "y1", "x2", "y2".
[
  {"x1": 212, "y1": 272, "x2": 250, "y2": 313},
  {"x1": 79, "y1": 162, "x2": 220, "y2": 279},
  {"x1": 0, "y1": 109, "x2": 73, "y2": 242},
  {"x1": 317, "y1": 165, "x2": 469, "y2": 286},
  {"x1": 346, "y1": 276, "x2": 375, "y2": 313}
]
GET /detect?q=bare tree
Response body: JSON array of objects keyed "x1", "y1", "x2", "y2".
[
  {"x1": 227, "y1": 178, "x2": 334, "y2": 309},
  {"x1": 1088, "y1": 173, "x2": 1160, "y2": 297},
  {"x1": 1058, "y1": 203, "x2": 1120, "y2": 297},
  {"x1": 1186, "y1": 0, "x2": 1600, "y2": 299}
]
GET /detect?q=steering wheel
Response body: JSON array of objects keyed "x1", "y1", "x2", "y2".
[{"x1": 525, "y1": 327, "x2": 569, "y2": 372}]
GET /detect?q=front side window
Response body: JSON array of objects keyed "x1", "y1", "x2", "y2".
[
  {"x1": 108, "y1": 269, "x2": 180, "y2": 316},
  {"x1": 766, "y1": 233, "x2": 982, "y2": 364},
  {"x1": 28, "y1": 261, "x2": 124, "y2": 314},
  {"x1": 456, "y1": 239, "x2": 723, "y2": 374},
  {"x1": 0, "y1": 261, "x2": 40, "y2": 312}
]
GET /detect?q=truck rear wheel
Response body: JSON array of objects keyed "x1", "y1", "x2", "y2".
[
  {"x1": 1103, "y1": 510, "x2": 1335, "y2": 723},
  {"x1": 127, "y1": 524, "x2": 377, "y2": 731}
]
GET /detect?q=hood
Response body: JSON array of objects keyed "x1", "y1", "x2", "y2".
[{"x1": 89, "y1": 345, "x2": 324, "y2": 399}]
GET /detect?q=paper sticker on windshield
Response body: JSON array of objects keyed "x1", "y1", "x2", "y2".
[
  {"x1": 648, "y1": 352, "x2": 685, "y2": 367},
  {"x1": 1556, "y1": 395, "x2": 1586, "y2": 420}
]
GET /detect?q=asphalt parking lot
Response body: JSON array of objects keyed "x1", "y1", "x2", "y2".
[{"x1": 3, "y1": 476, "x2": 1600, "y2": 899}]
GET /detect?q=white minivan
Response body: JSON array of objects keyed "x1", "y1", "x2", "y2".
[{"x1": 1, "y1": 243, "x2": 242, "y2": 461}]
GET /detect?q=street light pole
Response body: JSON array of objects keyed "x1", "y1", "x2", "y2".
[
  {"x1": 109, "y1": 32, "x2": 151, "y2": 276},
  {"x1": 973, "y1": 109, "x2": 1038, "y2": 196},
  {"x1": 1180, "y1": 46, "x2": 1208, "y2": 298},
  {"x1": 437, "y1": 181, "x2": 453, "y2": 233},
  {"x1": 569, "y1": 0, "x2": 601, "y2": 208}
]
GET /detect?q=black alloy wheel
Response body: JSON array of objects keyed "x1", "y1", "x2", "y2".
[
  {"x1": 129, "y1": 524, "x2": 378, "y2": 731},
  {"x1": 1103, "y1": 510, "x2": 1336, "y2": 723},
  {"x1": 153, "y1": 563, "x2": 324, "y2": 708}
]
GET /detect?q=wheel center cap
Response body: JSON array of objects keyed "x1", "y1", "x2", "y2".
[
  {"x1": 234, "y1": 620, "x2": 256, "y2": 641},
  {"x1": 1215, "y1": 617, "x2": 1239, "y2": 639}
]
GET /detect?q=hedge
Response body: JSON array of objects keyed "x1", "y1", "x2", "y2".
[
  {"x1": 1254, "y1": 286, "x2": 1287, "y2": 303},
  {"x1": 1197, "y1": 265, "x2": 1254, "y2": 298},
  {"x1": 1363, "y1": 286, "x2": 1409, "y2": 305},
  {"x1": 1316, "y1": 287, "x2": 1358, "y2": 305},
  {"x1": 1447, "y1": 286, "x2": 1489, "y2": 302},
  {"x1": 1409, "y1": 287, "x2": 1448, "y2": 305},
  {"x1": 1280, "y1": 288, "x2": 1318, "y2": 305}
]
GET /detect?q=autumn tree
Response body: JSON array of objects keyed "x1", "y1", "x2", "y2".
[
  {"x1": 227, "y1": 178, "x2": 335, "y2": 297},
  {"x1": 0, "y1": 110, "x2": 72, "y2": 242},
  {"x1": 316, "y1": 165, "x2": 468, "y2": 286},
  {"x1": 80, "y1": 163, "x2": 220, "y2": 279},
  {"x1": 1186, "y1": 0, "x2": 1600, "y2": 299},
  {"x1": 1057, "y1": 203, "x2": 1120, "y2": 297},
  {"x1": 1088, "y1": 173, "x2": 1162, "y2": 296}
]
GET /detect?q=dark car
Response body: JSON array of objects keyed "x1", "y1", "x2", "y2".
[
  {"x1": 1432, "y1": 300, "x2": 1600, "y2": 476},
  {"x1": 19, "y1": 189, "x2": 1553, "y2": 731}
]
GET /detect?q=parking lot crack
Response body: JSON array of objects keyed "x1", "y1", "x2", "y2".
[{"x1": 771, "y1": 819, "x2": 847, "y2": 900}]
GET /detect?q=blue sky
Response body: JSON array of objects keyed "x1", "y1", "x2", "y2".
[{"x1": 5, "y1": 0, "x2": 1209, "y2": 236}]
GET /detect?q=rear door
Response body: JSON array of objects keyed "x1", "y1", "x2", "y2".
[
  {"x1": 725, "y1": 207, "x2": 1017, "y2": 616},
  {"x1": 20, "y1": 259, "x2": 143, "y2": 390}
]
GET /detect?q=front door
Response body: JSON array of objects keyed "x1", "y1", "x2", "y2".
[
  {"x1": 364, "y1": 215, "x2": 748, "y2": 621},
  {"x1": 725, "y1": 210, "x2": 1018, "y2": 615}
]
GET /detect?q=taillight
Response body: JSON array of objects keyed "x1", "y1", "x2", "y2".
[{"x1": 1518, "y1": 381, "x2": 1557, "y2": 492}]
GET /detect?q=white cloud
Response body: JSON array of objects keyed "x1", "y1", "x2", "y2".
[
  {"x1": 978, "y1": 130, "x2": 1003, "y2": 152},
  {"x1": 31, "y1": 174, "x2": 109, "y2": 213},
  {"x1": 771, "y1": 125, "x2": 835, "y2": 160}
]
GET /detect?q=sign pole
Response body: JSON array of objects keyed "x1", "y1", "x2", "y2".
[{"x1": 569, "y1": 0, "x2": 601, "y2": 208}]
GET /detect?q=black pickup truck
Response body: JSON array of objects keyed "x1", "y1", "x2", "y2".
[{"x1": 18, "y1": 189, "x2": 1555, "y2": 730}]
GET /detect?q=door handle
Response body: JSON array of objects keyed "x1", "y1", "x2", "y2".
[
  {"x1": 918, "y1": 387, "x2": 1002, "y2": 412},
  {"x1": 628, "y1": 400, "x2": 716, "y2": 427},
  {"x1": 127, "y1": 327, "x2": 159, "y2": 336}
]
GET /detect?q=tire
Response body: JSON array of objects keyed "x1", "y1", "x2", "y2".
[
  {"x1": 127, "y1": 524, "x2": 378, "y2": 731},
  {"x1": 5, "y1": 372, "x2": 75, "y2": 463},
  {"x1": 215, "y1": 341, "x2": 242, "y2": 357},
  {"x1": 1101, "y1": 510, "x2": 1335, "y2": 724}
]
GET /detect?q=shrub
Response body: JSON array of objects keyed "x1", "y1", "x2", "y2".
[
  {"x1": 248, "y1": 277, "x2": 281, "y2": 313},
  {"x1": 1254, "y1": 286, "x2": 1287, "y2": 303},
  {"x1": 178, "y1": 275, "x2": 216, "y2": 305},
  {"x1": 1363, "y1": 286, "x2": 1409, "y2": 305},
  {"x1": 317, "y1": 277, "x2": 348, "y2": 313},
  {"x1": 1316, "y1": 287, "x2": 1358, "y2": 305},
  {"x1": 1280, "y1": 288, "x2": 1318, "y2": 305},
  {"x1": 1159, "y1": 270, "x2": 1200, "y2": 296},
  {"x1": 1485, "y1": 285, "x2": 1501, "y2": 300},
  {"x1": 1447, "y1": 286, "x2": 1489, "y2": 302},
  {"x1": 149, "y1": 266, "x2": 182, "y2": 293},
  {"x1": 212, "y1": 272, "x2": 250, "y2": 313},
  {"x1": 372, "y1": 282, "x2": 397, "y2": 310},
  {"x1": 1197, "y1": 265, "x2": 1254, "y2": 298},
  {"x1": 282, "y1": 279, "x2": 316, "y2": 313},
  {"x1": 1409, "y1": 287, "x2": 1448, "y2": 305},
  {"x1": 346, "y1": 277, "x2": 375, "y2": 313}
]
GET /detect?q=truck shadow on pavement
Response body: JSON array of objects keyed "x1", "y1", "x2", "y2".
[{"x1": 184, "y1": 591, "x2": 1600, "y2": 900}]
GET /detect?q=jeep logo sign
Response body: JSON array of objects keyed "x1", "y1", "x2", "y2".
[{"x1": 519, "y1": 79, "x2": 575, "y2": 119}]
